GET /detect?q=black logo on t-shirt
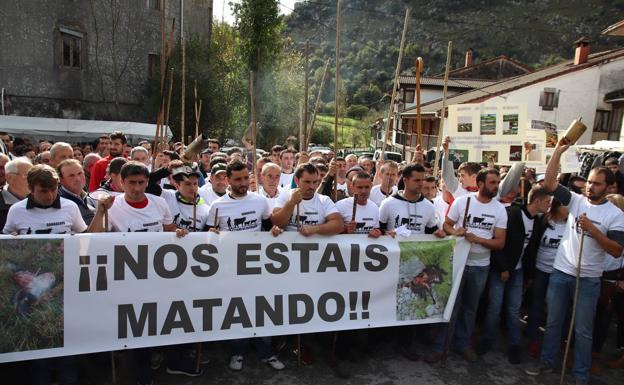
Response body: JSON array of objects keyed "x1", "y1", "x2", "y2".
[
  {"x1": 226, "y1": 215, "x2": 258, "y2": 231},
  {"x1": 466, "y1": 213, "x2": 494, "y2": 231}
]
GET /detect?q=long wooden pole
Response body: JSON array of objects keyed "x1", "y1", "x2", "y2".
[
  {"x1": 306, "y1": 59, "x2": 330, "y2": 151},
  {"x1": 433, "y1": 41, "x2": 453, "y2": 177},
  {"x1": 415, "y1": 57, "x2": 424, "y2": 147},
  {"x1": 380, "y1": 8, "x2": 411, "y2": 161},
  {"x1": 334, "y1": 0, "x2": 341, "y2": 201},
  {"x1": 250, "y1": 71, "x2": 258, "y2": 191},
  {"x1": 303, "y1": 40, "x2": 310, "y2": 150},
  {"x1": 180, "y1": 2, "x2": 186, "y2": 145}
]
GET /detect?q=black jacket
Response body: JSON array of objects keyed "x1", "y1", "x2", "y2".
[{"x1": 491, "y1": 204, "x2": 539, "y2": 273}]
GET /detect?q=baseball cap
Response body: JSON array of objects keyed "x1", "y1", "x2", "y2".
[
  {"x1": 211, "y1": 163, "x2": 227, "y2": 175},
  {"x1": 536, "y1": 174, "x2": 545, "y2": 182},
  {"x1": 201, "y1": 148, "x2": 212, "y2": 155},
  {"x1": 171, "y1": 165, "x2": 200, "y2": 178}
]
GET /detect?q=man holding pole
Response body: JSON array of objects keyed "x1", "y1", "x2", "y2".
[
  {"x1": 425, "y1": 168, "x2": 507, "y2": 364},
  {"x1": 526, "y1": 139, "x2": 624, "y2": 385}
]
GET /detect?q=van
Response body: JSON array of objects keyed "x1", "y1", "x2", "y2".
[{"x1": 373, "y1": 150, "x2": 402, "y2": 163}]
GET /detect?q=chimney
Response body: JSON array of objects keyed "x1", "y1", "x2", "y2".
[
  {"x1": 465, "y1": 48, "x2": 474, "y2": 67},
  {"x1": 574, "y1": 37, "x2": 590, "y2": 65}
]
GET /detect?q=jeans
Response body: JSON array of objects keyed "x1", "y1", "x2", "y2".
[
  {"x1": 231, "y1": 337, "x2": 273, "y2": 359},
  {"x1": 432, "y1": 264, "x2": 490, "y2": 352},
  {"x1": 482, "y1": 268, "x2": 523, "y2": 347},
  {"x1": 540, "y1": 270, "x2": 600, "y2": 383},
  {"x1": 527, "y1": 269, "x2": 550, "y2": 343}
]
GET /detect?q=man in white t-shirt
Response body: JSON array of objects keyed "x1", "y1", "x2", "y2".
[
  {"x1": 426, "y1": 168, "x2": 507, "y2": 364},
  {"x1": 526, "y1": 140, "x2": 624, "y2": 384},
  {"x1": 370, "y1": 161, "x2": 399, "y2": 206},
  {"x1": 336, "y1": 171, "x2": 381, "y2": 238},
  {"x1": 271, "y1": 163, "x2": 343, "y2": 236},
  {"x1": 205, "y1": 160, "x2": 285, "y2": 372},
  {"x1": 3, "y1": 164, "x2": 111, "y2": 235},
  {"x1": 257, "y1": 162, "x2": 284, "y2": 211},
  {"x1": 379, "y1": 163, "x2": 445, "y2": 237},
  {"x1": 279, "y1": 149, "x2": 296, "y2": 189},
  {"x1": 0, "y1": 157, "x2": 32, "y2": 230},
  {"x1": 198, "y1": 163, "x2": 228, "y2": 205}
]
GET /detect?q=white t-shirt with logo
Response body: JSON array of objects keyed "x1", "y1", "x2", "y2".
[
  {"x1": 447, "y1": 193, "x2": 508, "y2": 266},
  {"x1": 335, "y1": 198, "x2": 379, "y2": 234},
  {"x1": 516, "y1": 209, "x2": 535, "y2": 270},
  {"x1": 554, "y1": 192, "x2": 624, "y2": 278},
  {"x1": 432, "y1": 195, "x2": 450, "y2": 228},
  {"x1": 536, "y1": 220, "x2": 566, "y2": 274},
  {"x1": 274, "y1": 191, "x2": 339, "y2": 232},
  {"x1": 369, "y1": 185, "x2": 397, "y2": 207},
  {"x1": 257, "y1": 186, "x2": 285, "y2": 212},
  {"x1": 161, "y1": 189, "x2": 210, "y2": 231},
  {"x1": 108, "y1": 193, "x2": 173, "y2": 232},
  {"x1": 279, "y1": 172, "x2": 294, "y2": 190},
  {"x1": 207, "y1": 193, "x2": 271, "y2": 232},
  {"x1": 3, "y1": 197, "x2": 87, "y2": 234},
  {"x1": 198, "y1": 184, "x2": 226, "y2": 206},
  {"x1": 379, "y1": 193, "x2": 437, "y2": 234}
]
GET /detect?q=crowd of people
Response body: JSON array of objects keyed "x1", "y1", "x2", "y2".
[{"x1": 0, "y1": 129, "x2": 623, "y2": 385}]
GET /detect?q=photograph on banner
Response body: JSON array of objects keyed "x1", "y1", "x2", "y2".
[
  {"x1": 396, "y1": 240, "x2": 453, "y2": 320},
  {"x1": 446, "y1": 103, "x2": 528, "y2": 164},
  {"x1": 0, "y1": 238, "x2": 64, "y2": 354},
  {"x1": 524, "y1": 120, "x2": 579, "y2": 173}
]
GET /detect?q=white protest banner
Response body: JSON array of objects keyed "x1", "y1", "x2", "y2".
[
  {"x1": 0, "y1": 233, "x2": 470, "y2": 363},
  {"x1": 446, "y1": 103, "x2": 528, "y2": 164}
]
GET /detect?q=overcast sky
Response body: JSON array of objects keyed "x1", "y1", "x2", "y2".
[{"x1": 212, "y1": 0, "x2": 298, "y2": 25}]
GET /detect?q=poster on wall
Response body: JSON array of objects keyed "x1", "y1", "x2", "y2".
[{"x1": 446, "y1": 104, "x2": 528, "y2": 164}]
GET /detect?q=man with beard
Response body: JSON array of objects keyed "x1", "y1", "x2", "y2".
[
  {"x1": 205, "y1": 160, "x2": 285, "y2": 372},
  {"x1": 379, "y1": 163, "x2": 445, "y2": 238},
  {"x1": 336, "y1": 171, "x2": 381, "y2": 237},
  {"x1": 89, "y1": 131, "x2": 126, "y2": 191},
  {"x1": 426, "y1": 168, "x2": 507, "y2": 364},
  {"x1": 526, "y1": 139, "x2": 624, "y2": 385},
  {"x1": 271, "y1": 163, "x2": 343, "y2": 235},
  {"x1": 476, "y1": 185, "x2": 553, "y2": 364}
]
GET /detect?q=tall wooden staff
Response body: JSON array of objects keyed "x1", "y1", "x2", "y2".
[
  {"x1": 305, "y1": 59, "x2": 330, "y2": 151},
  {"x1": 415, "y1": 57, "x2": 424, "y2": 147},
  {"x1": 180, "y1": 0, "x2": 186, "y2": 144},
  {"x1": 333, "y1": 0, "x2": 341, "y2": 201},
  {"x1": 433, "y1": 41, "x2": 453, "y2": 177},
  {"x1": 250, "y1": 71, "x2": 258, "y2": 191},
  {"x1": 302, "y1": 40, "x2": 310, "y2": 150},
  {"x1": 380, "y1": 8, "x2": 410, "y2": 161}
]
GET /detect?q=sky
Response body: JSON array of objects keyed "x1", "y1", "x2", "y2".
[{"x1": 212, "y1": 0, "x2": 298, "y2": 25}]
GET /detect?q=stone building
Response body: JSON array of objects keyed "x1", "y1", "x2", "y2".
[{"x1": 0, "y1": 0, "x2": 212, "y2": 122}]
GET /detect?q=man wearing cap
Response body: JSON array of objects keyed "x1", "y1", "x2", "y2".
[
  {"x1": 198, "y1": 148, "x2": 212, "y2": 178},
  {"x1": 198, "y1": 163, "x2": 228, "y2": 206}
]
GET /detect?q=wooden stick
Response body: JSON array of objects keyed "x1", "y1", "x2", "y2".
[
  {"x1": 333, "y1": 0, "x2": 341, "y2": 202},
  {"x1": 159, "y1": 0, "x2": 167, "y2": 94},
  {"x1": 433, "y1": 41, "x2": 453, "y2": 177},
  {"x1": 250, "y1": 71, "x2": 258, "y2": 193},
  {"x1": 296, "y1": 203, "x2": 301, "y2": 230},
  {"x1": 180, "y1": 16, "x2": 186, "y2": 144},
  {"x1": 196, "y1": 100, "x2": 202, "y2": 138},
  {"x1": 111, "y1": 351, "x2": 117, "y2": 385},
  {"x1": 164, "y1": 67, "x2": 175, "y2": 130},
  {"x1": 462, "y1": 196, "x2": 471, "y2": 228},
  {"x1": 520, "y1": 176, "x2": 526, "y2": 205},
  {"x1": 192, "y1": 193, "x2": 197, "y2": 232},
  {"x1": 303, "y1": 40, "x2": 310, "y2": 150},
  {"x1": 296, "y1": 334, "x2": 302, "y2": 366},
  {"x1": 351, "y1": 194, "x2": 358, "y2": 220},
  {"x1": 415, "y1": 57, "x2": 424, "y2": 147},
  {"x1": 560, "y1": 229, "x2": 585, "y2": 385},
  {"x1": 380, "y1": 8, "x2": 411, "y2": 161},
  {"x1": 195, "y1": 342, "x2": 202, "y2": 372},
  {"x1": 305, "y1": 59, "x2": 330, "y2": 151},
  {"x1": 214, "y1": 208, "x2": 219, "y2": 230}
]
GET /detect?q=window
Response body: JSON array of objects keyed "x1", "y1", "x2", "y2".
[
  {"x1": 148, "y1": 54, "x2": 160, "y2": 78},
  {"x1": 403, "y1": 88, "x2": 415, "y2": 104},
  {"x1": 148, "y1": 0, "x2": 162, "y2": 10},
  {"x1": 60, "y1": 28, "x2": 83, "y2": 69},
  {"x1": 539, "y1": 87, "x2": 559, "y2": 111},
  {"x1": 594, "y1": 110, "x2": 610, "y2": 132}
]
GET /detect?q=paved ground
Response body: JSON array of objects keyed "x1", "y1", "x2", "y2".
[{"x1": 4, "y1": 327, "x2": 622, "y2": 385}]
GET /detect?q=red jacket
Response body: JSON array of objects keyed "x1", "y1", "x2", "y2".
[{"x1": 88, "y1": 155, "x2": 113, "y2": 192}]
